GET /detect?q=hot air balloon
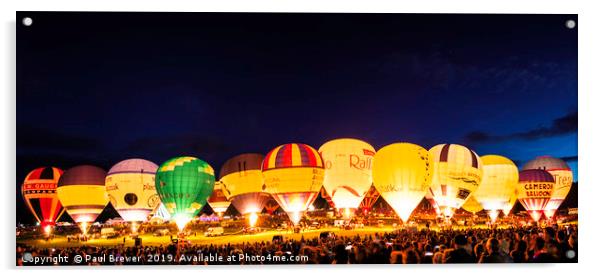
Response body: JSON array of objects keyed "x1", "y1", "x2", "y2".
[
  {"x1": 517, "y1": 169, "x2": 555, "y2": 222},
  {"x1": 462, "y1": 195, "x2": 483, "y2": 214},
  {"x1": 57, "y1": 165, "x2": 109, "y2": 233},
  {"x1": 320, "y1": 186, "x2": 336, "y2": 209},
  {"x1": 152, "y1": 202, "x2": 171, "y2": 222},
  {"x1": 21, "y1": 167, "x2": 65, "y2": 234},
  {"x1": 262, "y1": 143, "x2": 324, "y2": 225},
  {"x1": 472, "y1": 155, "x2": 519, "y2": 223},
  {"x1": 155, "y1": 157, "x2": 215, "y2": 231},
  {"x1": 105, "y1": 159, "x2": 160, "y2": 229},
  {"x1": 502, "y1": 193, "x2": 518, "y2": 217},
  {"x1": 207, "y1": 180, "x2": 231, "y2": 217},
  {"x1": 425, "y1": 190, "x2": 441, "y2": 216},
  {"x1": 319, "y1": 138, "x2": 375, "y2": 218},
  {"x1": 220, "y1": 153, "x2": 270, "y2": 227},
  {"x1": 264, "y1": 198, "x2": 280, "y2": 215},
  {"x1": 522, "y1": 156, "x2": 573, "y2": 219},
  {"x1": 372, "y1": 143, "x2": 433, "y2": 223},
  {"x1": 429, "y1": 144, "x2": 483, "y2": 218},
  {"x1": 359, "y1": 185, "x2": 380, "y2": 215}
]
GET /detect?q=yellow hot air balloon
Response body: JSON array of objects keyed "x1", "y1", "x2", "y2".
[
  {"x1": 462, "y1": 195, "x2": 483, "y2": 214},
  {"x1": 105, "y1": 159, "x2": 160, "y2": 226},
  {"x1": 372, "y1": 143, "x2": 433, "y2": 223},
  {"x1": 57, "y1": 165, "x2": 109, "y2": 234},
  {"x1": 207, "y1": 180, "x2": 232, "y2": 217},
  {"x1": 220, "y1": 154, "x2": 270, "y2": 226},
  {"x1": 502, "y1": 192, "x2": 518, "y2": 216},
  {"x1": 319, "y1": 138, "x2": 375, "y2": 217},
  {"x1": 262, "y1": 143, "x2": 324, "y2": 225},
  {"x1": 522, "y1": 156, "x2": 573, "y2": 219},
  {"x1": 429, "y1": 144, "x2": 483, "y2": 218},
  {"x1": 472, "y1": 155, "x2": 519, "y2": 222}
]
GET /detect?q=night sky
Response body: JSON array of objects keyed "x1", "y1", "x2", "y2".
[{"x1": 16, "y1": 12, "x2": 577, "y2": 224}]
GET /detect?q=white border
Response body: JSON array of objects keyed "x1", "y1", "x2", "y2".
[{"x1": 1, "y1": 1, "x2": 600, "y2": 277}]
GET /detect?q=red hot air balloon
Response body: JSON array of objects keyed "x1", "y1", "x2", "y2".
[
  {"x1": 517, "y1": 169, "x2": 555, "y2": 222},
  {"x1": 359, "y1": 185, "x2": 380, "y2": 214},
  {"x1": 264, "y1": 198, "x2": 280, "y2": 215},
  {"x1": 262, "y1": 143, "x2": 325, "y2": 225},
  {"x1": 21, "y1": 167, "x2": 65, "y2": 232}
]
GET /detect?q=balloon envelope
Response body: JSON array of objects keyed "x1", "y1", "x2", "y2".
[
  {"x1": 372, "y1": 143, "x2": 433, "y2": 223},
  {"x1": 319, "y1": 138, "x2": 375, "y2": 209},
  {"x1": 262, "y1": 143, "x2": 324, "y2": 225},
  {"x1": 462, "y1": 195, "x2": 483, "y2": 214},
  {"x1": 429, "y1": 144, "x2": 483, "y2": 218},
  {"x1": 207, "y1": 180, "x2": 231, "y2": 214},
  {"x1": 220, "y1": 153, "x2": 270, "y2": 215},
  {"x1": 522, "y1": 156, "x2": 573, "y2": 218},
  {"x1": 21, "y1": 167, "x2": 65, "y2": 229},
  {"x1": 472, "y1": 155, "x2": 519, "y2": 217},
  {"x1": 57, "y1": 165, "x2": 109, "y2": 224},
  {"x1": 359, "y1": 185, "x2": 380, "y2": 212},
  {"x1": 105, "y1": 159, "x2": 159, "y2": 222},
  {"x1": 517, "y1": 169, "x2": 555, "y2": 222},
  {"x1": 155, "y1": 157, "x2": 215, "y2": 229}
]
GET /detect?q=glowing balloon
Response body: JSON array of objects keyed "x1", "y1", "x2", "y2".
[
  {"x1": 517, "y1": 169, "x2": 555, "y2": 222},
  {"x1": 207, "y1": 180, "x2": 231, "y2": 216},
  {"x1": 522, "y1": 156, "x2": 573, "y2": 219},
  {"x1": 372, "y1": 143, "x2": 433, "y2": 223},
  {"x1": 320, "y1": 186, "x2": 336, "y2": 208},
  {"x1": 429, "y1": 144, "x2": 483, "y2": 218},
  {"x1": 264, "y1": 198, "x2": 280, "y2": 215},
  {"x1": 155, "y1": 157, "x2": 215, "y2": 230},
  {"x1": 105, "y1": 159, "x2": 159, "y2": 223},
  {"x1": 359, "y1": 185, "x2": 380, "y2": 213},
  {"x1": 57, "y1": 165, "x2": 109, "y2": 232},
  {"x1": 502, "y1": 199, "x2": 515, "y2": 217},
  {"x1": 21, "y1": 167, "x2": 65, "y2": 230},
  {"x1": 462, "y1": 195, "x2": 483, "y2": 214},
  {"x1": 220, "y1": 154, "x2": 270, "y2": 217},
  {"x1": 262, "y1": 143, "x2": 324, "y2": 225},
  {"x1": 425, "y1": 190, "x2": 441, "y2": 216},
  {"x1": 152, "y1": 203, "x2": 171, "y2": 221},
  {"x1": 472, "y1": 155, "x2": 519, "y2": 222},
  {"x1": 319, "y1": 138, "x2": 375, "y2": 212}
]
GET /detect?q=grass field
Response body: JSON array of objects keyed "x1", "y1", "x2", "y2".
[
  {"x1": 17, "y1": 221, "x2": 524, "y2": 249},
  {"x1": 18, "y1": 227, "x2": 401, "y2": 248}
]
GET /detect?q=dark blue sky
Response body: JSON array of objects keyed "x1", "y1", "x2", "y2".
[{"x1": 16, "y1": 13, "x2": 577, "y2": 222}]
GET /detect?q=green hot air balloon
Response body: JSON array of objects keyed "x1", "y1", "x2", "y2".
[{"x1": 155, "y1": 156, "x2": 215, "y2": 230}]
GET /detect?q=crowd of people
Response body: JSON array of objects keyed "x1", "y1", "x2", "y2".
[{"x1": 16, "y1": 225, "x2": 577, "y2": 265}]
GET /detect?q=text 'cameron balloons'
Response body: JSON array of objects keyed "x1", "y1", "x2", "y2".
[
  {"x1": 220, "y1": 153, "x2": 270, "y2": 217},
  {"x1": 429, "y1": 144, "x2": 483, "y2": 218},
  {"x1": 517, "y1": 169, "x2": 555, "y2": 222},
  {"x1": 319, "y1": 138, "x2": 375, "y2": 211},
  {"x1": 21, "y1": 167, "x2": 65, "y2": 231},
  {"x1": 207, "y1": 180, "x2": 231, "y2": 216},
  {"x1": 473, "y1": 155, "x2": 519, "y2": 222},
  {"x1": 262, "y1": 143, "x2": 324, "y2": 225},
  {"x1": 57, "y1": 165, "x2": 109, "y2": 232},
  {"x1": 155, "y1": 157, "x2": 215, "y2": 230},
  {"x1": 105, "y1": 159, "x2": 160, "y2": 223},
  {"x1": 372, "y1": 143, "x2": 433, "y2": 223},
  {"x1": 522, "y1": 156, "x2": 573, "y2": 219}
]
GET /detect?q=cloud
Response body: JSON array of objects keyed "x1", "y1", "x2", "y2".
[
  {"x1": 560, "y1": 155, "x2": 578, "y2": 162},
  {"x1": 465, "y1": 111, "x2": 577, "y2": 143}
]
